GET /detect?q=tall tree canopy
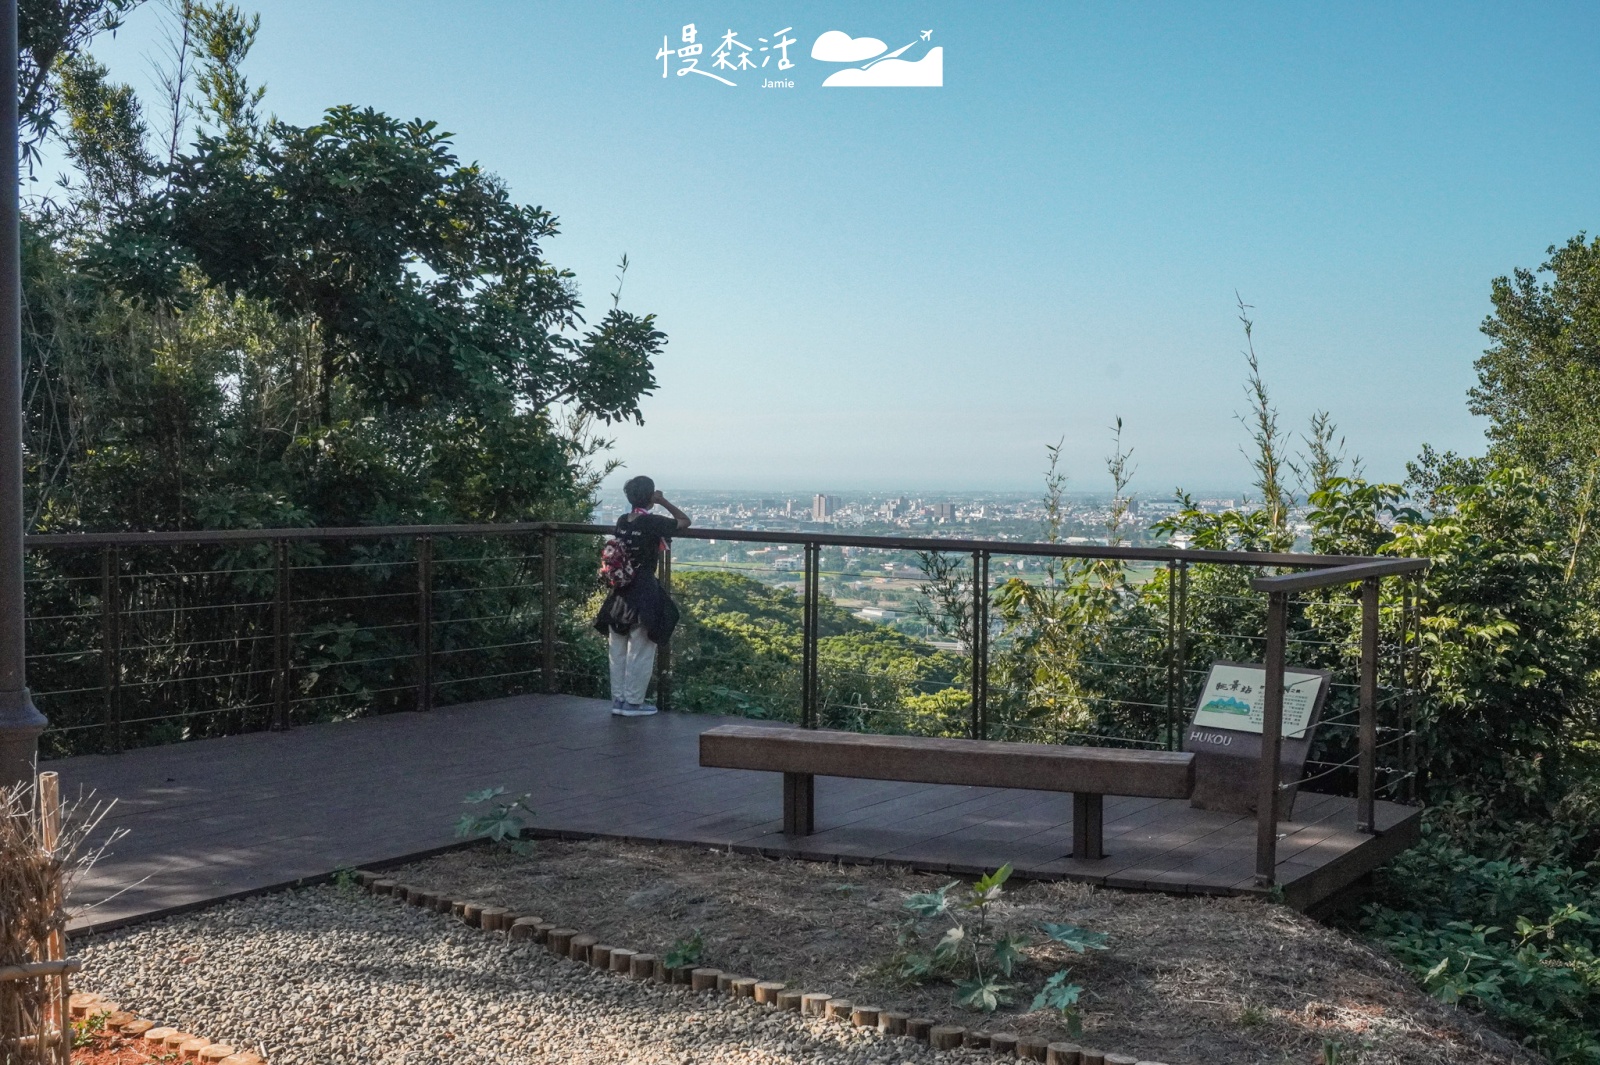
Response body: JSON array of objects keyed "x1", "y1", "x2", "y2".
[
  {"x1": 17, "y1": 0, "x2": 143, "y2": 162},
  {"x1": 21, "y1": 1, "x2": 663, "y2": 531},
  {"x1": 1470, "y1": 233, "x2": 1600, "y2": 585}
]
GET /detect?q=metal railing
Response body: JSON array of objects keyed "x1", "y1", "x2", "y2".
[
  {"x1": 1250, "y1": 558, "x2": 1428, "y2": 883},
  {"x1": 24, "y1": 520, "x2": 1428, "y2": 885}
]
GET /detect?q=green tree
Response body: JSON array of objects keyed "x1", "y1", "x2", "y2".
[
  {"x1": 1470, "y1": 233, "x2": 1600, "y2": 588},
  {"x1": 128, "y1": 104, "x2": 662, "y2": 429},
  {"x1": 54, "y1": 52, "x2": 156, "y2": 222},
  {"x1": 34, "y1": 3, "x2": 664, "y2": 533},
  {"x1": 18, "y1": 3, "x2": 662, "y2": 748},
  {"x1": 17, "y1": 0, "x2": 144, "y2": 164},
  {"x1": 1385, "y1": 468, "x2": 1595, "y2": 809}
]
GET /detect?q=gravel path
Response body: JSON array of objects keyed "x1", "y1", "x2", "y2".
[{"x1": 73, "y1": 884, "x2": 996, "y2": 1065}]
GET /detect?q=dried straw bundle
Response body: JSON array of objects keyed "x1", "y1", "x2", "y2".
[{"x1": 0, "y1": 776, "x2": 118, "y2": 1065}]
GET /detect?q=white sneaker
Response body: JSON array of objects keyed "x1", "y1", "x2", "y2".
[{"x1": 613, "y1": 703, "x2": 658, "y2": 717}]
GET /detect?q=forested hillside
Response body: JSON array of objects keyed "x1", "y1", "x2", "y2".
[{"x1": 671, "y1": 569, "x2": 967, "y2": 732}]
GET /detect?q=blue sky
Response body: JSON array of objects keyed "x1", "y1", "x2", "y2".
[{"x1": 65, "y1": 1, "x2": 1600, "y2": 496}]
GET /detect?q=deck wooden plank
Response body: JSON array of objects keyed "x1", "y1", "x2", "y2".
[{"x1": 44, "y1": 693, "x2": 1420, "y2": 932}]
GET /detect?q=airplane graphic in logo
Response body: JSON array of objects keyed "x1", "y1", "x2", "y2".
[{"x1": 811, "y1": 29, "x2": 943, "y2": 87}]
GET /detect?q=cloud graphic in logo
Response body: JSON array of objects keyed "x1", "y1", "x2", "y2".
[
  {"x1": 810, "y1": 30, "x2": 887, "y2": 63},
  {"x1": 822, "y1": 46, "x2": 943, "y2": 87}
]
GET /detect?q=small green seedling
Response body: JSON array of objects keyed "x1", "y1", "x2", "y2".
[
  {"x1": 455, "y1": 786, "x2": 537, "y2": 854},
  {"x1": 1039, "y1": 922, "x2": 1110, "y2": 953},
  {"x1": 664, "y1": 928, "x2": 705, "y2": 969},
  {"x1": 1031, "y1": 970, "x2": 1085, "y2": 1034},
  {"x1": 71, "y1": 1010, "x2": 110, "y2": 1049}
]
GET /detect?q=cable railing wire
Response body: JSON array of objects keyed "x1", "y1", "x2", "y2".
[{"x1": 23, "y1": 518, "x2": 1421, "y2": 833}]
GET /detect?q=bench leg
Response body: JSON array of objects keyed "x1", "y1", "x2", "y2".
[
  {"x1": 1072, "y1": 792, "x2": 1104, "y2": 860},
  {"x1": 783, "y1": 772, "x2": 814, "y2": 835}
]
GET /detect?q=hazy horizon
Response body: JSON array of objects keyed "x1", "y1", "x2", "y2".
[{"x1": 606, "y1": 481, "x2": 1268, "y2": 500}]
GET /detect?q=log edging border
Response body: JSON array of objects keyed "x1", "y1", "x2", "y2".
[
  {"x1": 357, "y1": 870, "x2": 1172, "y2": 1065},
  {"x1": 64, "y1": 990, "x2": 266, "y2": 1065}
]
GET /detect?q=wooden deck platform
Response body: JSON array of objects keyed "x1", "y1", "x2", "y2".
[{"x1": 47, "y1": 694, "x2": 1421, "y2": 932}]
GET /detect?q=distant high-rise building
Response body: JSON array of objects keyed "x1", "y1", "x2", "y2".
[
  {"x1": 933, "y1": 502, "x2": 956, "y2": 521},
  {"x1": 812, "y1": 494, "x2": 839, "y2": 522}
]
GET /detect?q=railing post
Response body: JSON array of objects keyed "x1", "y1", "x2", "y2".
[
  {"x1": 1255, "y1": 589, "x2": 1288, "y2": 887},
  {"x1": 970, "y1": 550, "x2": 989, "y2": 740},
  {"x1": 100, "y1": 545, "x2": 121, "y2": 752},
  {"x1": 1175, "y1": 560, "x2": 1189, "y2": 751},
  {"x1": 541, "y1": 530, "x2": 556, "y2": 695},
  {"x1": 1164, "y1": 559, "x2": 1177, "y2": 749},
  {"x1": 271, "y1": 539, "x2": 290, "y2": 730},
  {"x1": 1403, "y1": 574, "x2": 1418, "y2": 803},
  {"x1": 1358, "y1": 576, "x2": 1379, "y2": 832},
  {"x1": 657, "y1": 544, "x2": 673, "y2": 712},
  {"x1": 416, "y1": 535, "x2": 433, "y2": 713},
  {"x1": 802, "y1": 541, "x2": 819, "y2": 728}
]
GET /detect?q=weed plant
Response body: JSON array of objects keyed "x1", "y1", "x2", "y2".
[
  {"x1": 892, "y1": 864, "x2": 1108, "y2": 1030},
  {"x1": 455, "y1": 787, "x2": 537, "y2": 855},
  {"x1": 1360, "y1": 814, "x2": 1600, "y2": 1062}
]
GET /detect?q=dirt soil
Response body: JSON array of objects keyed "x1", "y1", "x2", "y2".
[
  {"x1": 70, "y1": 1029, "x2": 163, "y2": 1065},
  {"x1": 390, "y1": 840, "x2": 1532, "y2": 1065}
]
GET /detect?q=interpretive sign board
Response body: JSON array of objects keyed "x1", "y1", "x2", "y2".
[
  {"x1": 1190, "y1": 662, "x2": 1325, "y2": 739},
  {"x1": 1184, "y1": 661, "x2": 1331, "y2": 818}
]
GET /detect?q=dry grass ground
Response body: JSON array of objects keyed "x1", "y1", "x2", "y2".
[{"x1": 389, "y1": 839, "x2": 1531, "y2": 1065}]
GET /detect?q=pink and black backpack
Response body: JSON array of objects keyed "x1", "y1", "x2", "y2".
[{"x1": 598, "y1": 536, "x2": 637, "y2": 589}]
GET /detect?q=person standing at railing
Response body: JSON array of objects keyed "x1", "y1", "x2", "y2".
[{"x1": 594, "y1": 475, "x2": 690, "y2": 716}]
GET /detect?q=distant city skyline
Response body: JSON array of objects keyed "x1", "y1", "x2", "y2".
[
  {"x1": 63, "y1": 2, "x2": 1599, "y2": 491},
  {"x1": 613, "y1": 486, "x2": 1263, "y2": 521},
  {"x1": 605, "y1": 477, "x2": 1303, "y2": 500},
  {"x1": 651, "y1": 486, "x2": 1277, "y2": 548}
]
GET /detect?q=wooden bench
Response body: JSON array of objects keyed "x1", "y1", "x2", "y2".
[{"x1": 699, "y1": 724, "x2": 1195, "y2": 860}]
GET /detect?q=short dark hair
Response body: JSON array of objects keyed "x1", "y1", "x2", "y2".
[{"x1": 623, "y1": 475, "x2": 655, "y2": 509}]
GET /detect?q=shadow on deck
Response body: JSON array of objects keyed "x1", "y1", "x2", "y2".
[{"x1": 49, "y1": 693, "x2": 1420, "y2": 932}]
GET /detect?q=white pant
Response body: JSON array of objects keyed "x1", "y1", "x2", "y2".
[{"x1": 608, "y1": 627, "x2": 658, "y2": 706}]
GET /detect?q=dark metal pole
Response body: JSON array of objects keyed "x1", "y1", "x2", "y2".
[
  {"x1": 271, "y1": 539, "x2": 289, "y2": 730},
  {"x1": 101, "y1": 546, "x2": 121, "y2": 752},
  {"x1": 1254, "y1": 590, "x2": 1288, "y2": 887},
  {"x1": 969, "y1": 551, "x2": 982, "y2": 739},
  {"x1": 1175, "y1": 559, "x2": 1189, "y2": 751},
  {"x1": 812, "y1": 542, "x2": 821, "y2": 725},
  {"x1": 415, "y1": 535, "x2": 433, "y2": 713},
  {"x1": 0, "y1": 0, "x2": 45, "y2": 788},
  {"x1": 1164, "y1": 559, "x2": 1177, "y2": 749},
  {"x1": 656, "y1": 543, "x2": 672, "y2": 712},
  {"x1": 1403, "y1": 575, "x2": 1418, "y2": 803},
  {"x1": 801, "y1": 541, "x2": 818, "y2": 728},
  {"x1": 541, "y1": 530, "x2": 555, "y2": 695},
  {"x1": 1357, "y1": 577, "x2": 1379, "y2": 832},
  {"x1": 976, "y1": 550, "x2": 988, "y2": 739}
]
